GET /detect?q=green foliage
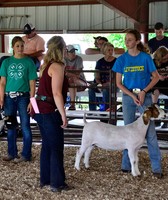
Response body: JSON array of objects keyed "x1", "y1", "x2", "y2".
[
  {"x1": 149, "y1": 33, "x2": 168, "y2": 40},
  {"x1": 79, "y1": 33, "x2": 126, "y2": 51},
  {"x1": 107, "y1": 34, "x2": 126, "y2": 49}
]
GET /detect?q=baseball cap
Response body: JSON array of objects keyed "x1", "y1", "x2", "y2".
[
  {"x1": 66, "y1": 45, "x2": 77, "y2": 53},
  {"x1": 23, "y1": 23, "x2": 35, "y2": 34},
  {"x1": 98, "y1": 37, "x2": 108, "y2": 42},
  {"x1": 154, "y1": 22, "x2": 164, "y2": 30},
  {"x1": 93, "y1": 36, "x2": 101, "y2": 40}
]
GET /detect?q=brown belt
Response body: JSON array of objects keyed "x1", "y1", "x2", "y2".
[{"x1": 36, "y1": 95, "x2": 54, "y2": 104}]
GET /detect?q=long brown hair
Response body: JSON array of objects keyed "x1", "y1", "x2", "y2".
[
  {"x1": 126, "y1": 29, "x2": 147, "y2": 53},
  {"x1": 11, "y1": 36, "x2": 24, "y2": 55}
]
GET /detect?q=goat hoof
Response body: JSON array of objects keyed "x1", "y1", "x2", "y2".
[{"x1": 74, "y1": 166, "x2": 80, "y2": 171}]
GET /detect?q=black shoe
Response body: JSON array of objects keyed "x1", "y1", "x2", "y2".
[
  {"x1": 40, "y1": 183, "x2": 49, "y2": 188},
  {"x1": 51, "y1": 184, "x2": 73, "y2": 192},
  {"x1": 3, "y1": 155, "x2": 19, "y2": 162},
  {"x1": 60, "y1": 184, "x2": 74, "y2": 191},
  {"x1": 153, "y1": 172, "x2": 163, "y2": 179},
  {"x1": 13, "y1": 156, "x2": 30, "y2": 163},
  {"x1": 161, "y1": 122, "x2": 168, "y2": 129},
  {"x1": 121, "y1": 169, "x2": 131, "y2": 173}
]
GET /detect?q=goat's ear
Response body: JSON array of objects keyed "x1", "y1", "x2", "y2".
[{"x1": 143, "y1": 110, "x2": 152, "y2": 125}]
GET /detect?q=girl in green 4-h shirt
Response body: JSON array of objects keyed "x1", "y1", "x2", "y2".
[{"x1": 0, "y1": 36, "x2": 37, "y2": 163}]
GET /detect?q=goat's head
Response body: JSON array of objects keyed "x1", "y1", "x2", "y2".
[{"x1": 143, "y1": 104, "x2": 166, "y2": 125}]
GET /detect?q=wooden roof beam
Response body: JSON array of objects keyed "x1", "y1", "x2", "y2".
[{"x1": 98, "y1": 0, "x2": 149, "y2": 33}]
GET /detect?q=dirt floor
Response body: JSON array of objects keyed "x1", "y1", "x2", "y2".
[{"x1": 0, "y1": 142, "x2": 168, "y2": 200}]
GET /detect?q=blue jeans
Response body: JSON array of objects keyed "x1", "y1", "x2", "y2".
[
  {"x1": 4, "y1": 94, "x2": 32, "y2": 160},
  {"x1": 121, "y1": 93, "x2": 162, "y2": 173},
  {"x1": 34, "y1": 111, "x2": 66, "y2": 188},
  {"x1": 88, "y1": 88, "x2": 109, "y2": 111}
]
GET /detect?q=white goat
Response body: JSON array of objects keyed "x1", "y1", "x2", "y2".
[{"x1": 75, "y1": 104, "x2": 166, "y2": 177}]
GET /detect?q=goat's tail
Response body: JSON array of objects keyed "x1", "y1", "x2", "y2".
[{"x1": 83, "y1": 112, "x2": 87, "y2": 124}]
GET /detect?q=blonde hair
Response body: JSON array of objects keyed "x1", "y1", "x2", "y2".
[
  {"x1": 40, "y1": 36, "x2": 66, "y2": 77},
  {"x1": 153, "y1": 46, "x2": 168, "y2": 67},
  {"x1": 101, "y1": 42, "x2": 114, "y2": 55}
]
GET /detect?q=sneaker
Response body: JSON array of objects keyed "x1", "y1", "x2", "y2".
[
  {"x1": 50, "y1": 187, "x2": 62, "y2": 193},
  {"x1": 3, "y1": 155, "x2": 15, "y2": 161},
  {"x1": 60, "y1": 184, "x2": 74, "y2": 191},
  {"x1": 153, "y1": 172, "x2": 163, "y2": 179},
  {"x1": 40, "y1": 183, "x2": 49, "y2": 189},
  {"x1": 50, "y1": 184, "x2": 73, "y2": 193},
  {"x1": 13, "y1": 156, "x2": 29, "y2": 164},
  {"x1": 161, "y1": 122, "x2": 168, "y2": 128}
]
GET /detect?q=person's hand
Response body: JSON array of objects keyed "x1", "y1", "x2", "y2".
[
  {"x1": 61, "y1": 116, "x2": 68, "y2": 129},
  {"x1": 131, "y1": 93, "x2": 141, "y2": 106},
  {"x1": 27, "y1": 103, "x2": 32, "y2": 114},
  {"x1": 159, "y1": 74, "x2": 166, "y2": 81},
  {"x1": 133, "y1": 96, "x2": 141, "y2": 106},
  {"x1": 137, "y1": 91, "x2": 146, "y2": 105},
  {"x1": 0, "y1": 100, "x2": 4, "y2": 110}
]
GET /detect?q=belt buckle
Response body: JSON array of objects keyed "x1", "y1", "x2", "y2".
[
  {"x1": 9, "y1": 92, "x2": 17, "y2": 98},
  {"x1": 40, "y1": 96, "x2": 47, "y2": 101},
  {"x1": 132, "y1": 88, "x2": 141, "y2": 94}
]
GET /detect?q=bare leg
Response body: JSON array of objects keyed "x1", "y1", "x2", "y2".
[
  {"x1": 152, "y1": 89, "x2": 160, "y2": 104},
  {"x1": 69, "y1": 87, "x2": 77, "y2": 109}
]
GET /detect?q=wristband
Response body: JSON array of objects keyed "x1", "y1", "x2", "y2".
[{"x1": 142, "y1": 89, "x2": 147, "y2": 93}]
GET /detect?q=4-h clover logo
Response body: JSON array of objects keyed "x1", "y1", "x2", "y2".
[{"x1": 9, "y1": 63, "x2": 25, "y2": 80}]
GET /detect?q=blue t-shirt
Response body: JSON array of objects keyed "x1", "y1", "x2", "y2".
[{"x1": 112, "y1": 51, "x2": 156, "y2": 90}]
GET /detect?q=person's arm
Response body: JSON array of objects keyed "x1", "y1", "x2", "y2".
[
  {"x1": 85, "y1": 48, "x2": 101, "y2": 55},
  {"x1": 116, "y1": 72, "x2": 141, "y2": 106},
  {"x1": 27, "y1": 80, "x2": 36, "y2": 113},
  {"x1": 0, "y1": 77, "x2": 6, "y2": 109},
  {"x1": 23, "y1": 35, "x2": 45, "y2": 58},
  {"x1": 142, "y1": 70, "x2": 159, "y2": 93},
  {"x1": 138, "y1": 70, "x2": 159, "y2": 105},
  {"x1": 94, "y1": 71, "x2": 101, "y2": 84},
  {"x1": 114, "y1": 48, "x2": 125, "y2": 55},
  {"x1": 24, "y1": 50, "x2": 44, "y2": 58},
  {"x1": 49, "y1": 62, "x2": 68, "y2": 128}
]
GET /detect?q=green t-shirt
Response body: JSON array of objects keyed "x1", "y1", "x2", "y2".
[{"x1": 0, "y1": 56, "x2": 38, "y2": 92}]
